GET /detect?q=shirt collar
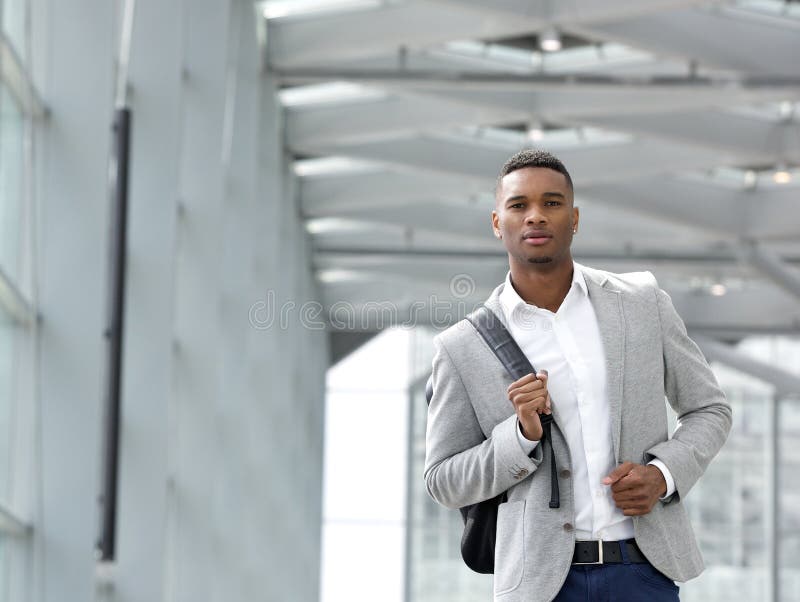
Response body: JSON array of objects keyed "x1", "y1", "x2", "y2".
[{"x1": 499, "y1": 261, "x2": 588, "y2": 316}]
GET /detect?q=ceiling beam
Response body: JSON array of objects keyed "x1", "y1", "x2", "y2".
[
  {"x1": 303, "y1": 135, "x2": 726, "y2": 185},
  {"x1": 313, "y1": 246, "x2": 800, "y2": 267},
  {"x1": 300, "y1": 169, "x2": 480, "y2": 216},
  {"x1": 693, "y1": 335, "x2": 800, "y2": 398},
  {"x1": 577, "y1": 110, "x2": 800, "y2": 164},
  {"x1": 286, "y1": 93, "x2": 525, "y2": 149},
  {"x1": 309, "y1": 193, "x2": 725, "y2": 250},
  {"x1": 267, "y1": 0, "x2": 707, "y2": 69},
  {"x1": 432, "y1": 0, "x2": 710, "y2": 24},
  {"x1": 574, "y1": 5, "x2": 800, "y2": 75},
  {"x1": 329, "y1": 330, "x2": 379, "y2": 366},
  {"x1": 286, "y1": 86, "x2": 799, "y2": 152},
  {"x1": 665, "y1": 287, "x2": 800, "y2": 337},
  {"x1": 267, "y1": 1, "x2": 540, "y2": 69},
  {"x1": 277, "y1": 67, "x2": 800, "y2": 89},
  {"x1": 741, "y1": 241, "x2": 800, "y2": 302},
  {"x1": 314, "y1": 278, "x2": 800, "y2": 335},
  {"x1": 582, "y1": 178, "x2": 741, "y2": 238},
  {"x1": 301, "y1": 167, "x2": 800, "y2": 242}
]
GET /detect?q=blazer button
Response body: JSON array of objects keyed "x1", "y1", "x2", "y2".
[
  {"x1": 563, "y1": 523, "x2": 574, "y2": 532},
  {"x1": 518, "y1": 468, "x2": 529, "y2": 477},
  {"x1": 560, "y1": 469, "x2": 571, "y2": 478}
]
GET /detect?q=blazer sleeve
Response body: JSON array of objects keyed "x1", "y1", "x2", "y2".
[
  {"x1": 423, "y1": 333, "x2": 543, "y2": 510},
  {"x1": 644, "y1": 286, "x2": 732, "y2": 502}
]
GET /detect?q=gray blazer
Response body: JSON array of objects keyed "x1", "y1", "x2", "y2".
[{"x1": 424, "y1": 266, "x2": 732, "y2": 601}]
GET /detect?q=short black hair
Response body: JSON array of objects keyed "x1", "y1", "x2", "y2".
[{"x1": 497, "y1": 148, "x2": 573, "y2": 192}]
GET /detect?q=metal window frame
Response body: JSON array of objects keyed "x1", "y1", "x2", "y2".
[
  {"x1": 0, "y1": 502, "x2": 30, "y2": 538},
  {"x1": 0, "y1": 32, "x2": 44, "y2": 119}
]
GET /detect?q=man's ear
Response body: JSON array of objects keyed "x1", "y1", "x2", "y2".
[
  {"x1": 572, "y1": 206, "x2": 579, "y2": 233},
  {"x1": 491, "y1": 210, "x2": 501, "y2": 238}
]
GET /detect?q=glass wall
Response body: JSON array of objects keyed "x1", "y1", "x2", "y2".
[
  {"x1": 683, "y1": 338, "x2": 800, "y2": 602},
  {"x1": 0, "y1": 317, "x2": 15, "y2": 503},
  {"x1": 321, "y1": 329, "x2": 411, "y2": 602},
  {"x1": 406, "y1": 327, "x2": 492, "y2": 602},
  {"x1": 3, "y1": 0, "x2": 27, "y2": 61},
  {"x1": 0, "y1": 87, "x2": 24, "y2": 283},
  {"x1": 0, "y1": 0, "x2": 38, "y2": 600},
  {"x1": 406, "y1": 329, "x2": 800, "y2": 602}
]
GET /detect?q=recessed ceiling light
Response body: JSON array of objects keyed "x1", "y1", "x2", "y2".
[
  {"x1": 262, "y1": 2, "x2": 291, "y2": 19},
  {"x1": 527, "y1": 127, "x2": 544, "y2": 142},
  {"x1": 539, "y1": 27, "x2": 562, "y2": 53},
  {"x1": 778, "y1": 100, "x2": 794, "y2": 120},
  {"x1": 262, "y1": 0, "x2": 380, "y2": 20},
  {"x1": 773, "y1": 165, "x2": 792, "y2": 184},
  {"x1": 709, "y1": 283, "x2": 727, "y2": 297}
]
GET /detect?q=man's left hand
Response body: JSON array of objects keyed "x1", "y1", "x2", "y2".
[{"x1": 602, "y1": 462, "x2": 667, "y2": 516}]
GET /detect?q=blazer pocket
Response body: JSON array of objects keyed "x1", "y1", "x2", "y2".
[{"x1": 494, "y1": 500, "x2": 526, "y2": 596}]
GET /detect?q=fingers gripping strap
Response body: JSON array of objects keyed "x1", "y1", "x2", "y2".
[{"x1": 466, "y1": 306, "x2": 560, "y2": 509}]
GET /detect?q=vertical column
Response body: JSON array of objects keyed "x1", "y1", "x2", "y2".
[
  {"x1": 764, "y1": 392, "x2": 778, "y2": 602},
  {"x1": 113, "y1": 0, "x2": 330, "y2": 599},
  {"x1": 32, "y1": 1, "x2": 330, "y2": 600},
  {"x1": 213, "y1": 0, "x2": 261, "y2": 598},
  {"x1": 34, "y1": 0, "x2": 114, "y2": 601},
  {"x1": 168, "y1": 0, "x2": 230, "y2": 599},
  {"x1": 245, "y1": 23, "x2": 329, "y2": 600},
  {"x1": 112, "y1": 0, "x2": 183, "y2": 599}
]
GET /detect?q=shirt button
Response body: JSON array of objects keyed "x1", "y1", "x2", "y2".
[
  {"x1": 563, "y1": 523, "x2": 574, "y2": 532},
  {"x1": 560, "y1": 469, "x2": 571, "y2": 478}
]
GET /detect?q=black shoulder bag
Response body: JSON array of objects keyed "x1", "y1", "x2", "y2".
[{"x1": 425, "y1": 305, "x2": 560, "y2": 574}]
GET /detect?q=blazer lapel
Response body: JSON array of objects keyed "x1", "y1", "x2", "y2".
[{"x1": 583, "y1": 268, "x2": 625, "y2": 462}]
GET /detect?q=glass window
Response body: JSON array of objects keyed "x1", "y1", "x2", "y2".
[
  {"x1": 0, "y1": 5, "x2": 32, "y2": 602},
  {"x1": 3, "y1": 0, "x2": 27, "y2": 63},
  {"x1": 0, "y1": 535, "x2": 6, "y2": 600},
  {"x1": 0, "y1": 316, "x2": 15, "y2": 506},
  {"x1": 0, "y1": 85, "x2": 24, "y2": 282},
  {"x1": 662, "y1": 338, "x2": 800, "y2": 602},
  {"x1": 406, "y1": 327, "x2": 493, "y2": 602}
]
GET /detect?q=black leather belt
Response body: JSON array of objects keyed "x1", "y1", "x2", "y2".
[{"x1": 573, "y1": 539, "x2": 647, "y2": 565}]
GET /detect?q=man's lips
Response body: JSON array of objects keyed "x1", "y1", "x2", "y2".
[{"x1": 522, "y1": 231, "x2": 552, "y2": 246}]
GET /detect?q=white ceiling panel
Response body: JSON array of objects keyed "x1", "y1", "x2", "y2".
[{"x1": 266, "y1": 0, "x2": 800, "y2": 336}]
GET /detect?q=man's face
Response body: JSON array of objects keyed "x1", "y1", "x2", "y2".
[{"x1": 492, "y1": 167, "x2": 579, "y2": 268}]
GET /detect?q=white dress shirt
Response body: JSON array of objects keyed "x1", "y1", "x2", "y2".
[{"x1": 500, "y1": 262, "x2": 675, "y2": 541}]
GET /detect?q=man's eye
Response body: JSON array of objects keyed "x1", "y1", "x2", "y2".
[
  {"x1": 510, "y1": 203, "x2": 524, "y2": 209},
  {"x1": 544, "y1": 200, "x2": 561, "y2": 207}
]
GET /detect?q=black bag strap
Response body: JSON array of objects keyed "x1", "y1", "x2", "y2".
[
  {"x1": 465, "y1": 306, "x2": 559, "y2": 509},
  {"x1": 425, "y1": 306, "x2": 560, "y2": 509},
  {"x1": 465, "y1": 305, "x2": 534, "y2": 381}
]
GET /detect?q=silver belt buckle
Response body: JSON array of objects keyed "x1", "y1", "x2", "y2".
[{"x1": 575, "y1": 539, "x2": 603, "y2": 565}]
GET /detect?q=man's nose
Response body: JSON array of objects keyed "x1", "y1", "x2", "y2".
[{"x1": 525, "y1": 207, "x2": 546, "y2": 223}]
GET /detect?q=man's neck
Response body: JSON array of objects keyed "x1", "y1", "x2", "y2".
[{"x1": 508, "y1": 258, "x2": 574, "y2": 313}]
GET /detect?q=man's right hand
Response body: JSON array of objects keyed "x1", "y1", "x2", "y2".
[{"x1": 507, "y1": 371, "x2": 551, "y2": 441}]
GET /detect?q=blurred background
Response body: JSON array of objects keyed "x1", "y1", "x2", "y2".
[{"x1": 0, "y1": 0, "x2": 799, "y2": 600}]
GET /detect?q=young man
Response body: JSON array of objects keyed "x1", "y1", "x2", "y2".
[{"x1": 424, "y1": 149, "x2": 731, "y2": 601}]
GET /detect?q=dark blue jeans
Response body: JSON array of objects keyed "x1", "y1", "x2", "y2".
[{"x1": 554, "y1": 558, "x2": 680, "y2": 601}]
